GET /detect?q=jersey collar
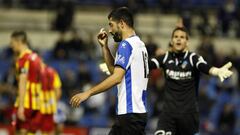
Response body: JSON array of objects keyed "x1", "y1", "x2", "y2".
[
  {"x1": 18, "y1": 49, "x2": 32, "y2": 59},
  {"x1": 184, "y1": 51, "x2": 189, "y2": 59}
]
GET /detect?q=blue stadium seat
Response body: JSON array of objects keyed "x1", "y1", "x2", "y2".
[
  {"x1": 0, "y1": 60, "x2": 11, "y2": 81},
  {"x1": 79, "y1": 114, "x2": 109, "y2": 127},
  {"x1": 46, "y1": 59, "x2": 79, "y2": 79}
]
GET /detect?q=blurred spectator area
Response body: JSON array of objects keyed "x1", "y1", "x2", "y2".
[
  {"x1": 0, "y1": 0, "x2": 227, "y2": 9},
  {"x1": 0, "y1": 8, "x2": 239, "y2": 54}
]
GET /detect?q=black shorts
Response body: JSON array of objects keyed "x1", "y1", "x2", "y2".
[
  {"x1": 154, "y1": 112, "x2": 199, "y2": 135},
  {"x1": 108, "y1": 113, "x2": 147, "y2": 135}
]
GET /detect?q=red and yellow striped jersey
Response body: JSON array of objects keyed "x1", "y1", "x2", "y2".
[
  {"x1": 15, "y1": 50, "x2": 42, "y2": 110},
  {"x1": 40, "y1": 66, "x2": 61, "y2": 114}
]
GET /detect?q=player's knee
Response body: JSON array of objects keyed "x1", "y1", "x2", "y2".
[{"x1": 154, "y1": 130, "x2": 172, "y2": 135}]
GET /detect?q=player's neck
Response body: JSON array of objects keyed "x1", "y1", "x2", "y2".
[
  {"x1": 122, "y1": 28, "x2": 136, "y2": 40},
  {"x1": 173, "y1": 48, "x2": 188, "y2": 54}
]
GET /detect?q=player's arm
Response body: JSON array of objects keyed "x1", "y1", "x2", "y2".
[
  {"x1": 149, "y1": 58, "x2": 160, "y2": 70},
  {"x1": 53, "y1": 72, "x2": 62, "y2": 100},
  {"x1": 55, "y1": 86, "x2": 62, "y2": 101},
  {"x1": 191, "y1": 54, "x2": 233, "y2": 82},
  {"x1": 70, "y1": 39, "x2": 132, "y2": 107},
  {"x1": 101, "y1": 45, "x2": 115, "y2": 74},
  {"x1": 97, "y1": 28, "x2": 115, "y2": 74},
  {"x1": 70, "y1": 66, "x2": 125, "y2": 107},
  {"x1": 148, "y1": 52, "x2": 166, "y2": 70},
  {"x1": 17, "y1": 71, "x2": 27, "y2": 121},
  {"x1": 18, "y1": 73, "x2": 27, "y2": 107}
]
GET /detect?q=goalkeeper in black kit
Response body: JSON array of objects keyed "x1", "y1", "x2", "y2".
[{"x1": 149, "y1": 27, "x2": 233, "y2": 135}]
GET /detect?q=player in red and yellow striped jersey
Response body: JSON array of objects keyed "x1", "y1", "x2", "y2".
[
  {"x1": 10, "y1": 31, "x2": 42, "y2": 135},
  {"x1": 40, "y1": 64, "x2": 62, "y2": 135}
]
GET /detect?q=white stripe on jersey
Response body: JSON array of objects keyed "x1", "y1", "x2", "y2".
[
  {"x1": 196, "y1": 56, "x2": 207, "y2": 69},
  {"x1": 151, "y1": 58, "x2": 160, "y2": 69},
  {"x1": 189, "y1": 53, "x2": 196, "y2": 67},
  {"x1": 163, "y1": 51, "x2": 169, "y2": 64},
  {"x1": 117, "y1": 78, "x2": 127, "y2": 114}
]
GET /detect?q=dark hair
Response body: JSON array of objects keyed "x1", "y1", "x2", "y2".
[
  {"x1": 11, "y1": 30, "x2": 28, "y2": 44},
  {"x1": 171, "y1": 27, "x2": 189, "y2": 40},
  {"x1": 108, "y1": 7, "x2": 134, "y2": 28}
]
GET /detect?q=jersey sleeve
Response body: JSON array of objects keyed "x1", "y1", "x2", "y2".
[
  {"x1": 149, "y1": 52, "x2": 167, "y2": 70},
  {"x1": 53, "y1": 71, "x2": 62, "y2": 89},
  {"x1": 190, "y1": 53, "x2": 211, "y2": 74},
  {"x1": 114, "y1": 41, "x2": 133, "y2": 70},
  {"x1": 18, "y1": 58, "x2": 30, "y2": 74},
  {"x1": 29, "y1": 54, "x2": 42, "y2": 73}
]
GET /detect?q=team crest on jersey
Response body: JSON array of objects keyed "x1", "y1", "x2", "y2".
[
  {"x1": 121, "y1": 43, "x2": 126, "y2": 48},
  {"x1": 181, "y1": 61, "x2": 188, "y2": 69}
]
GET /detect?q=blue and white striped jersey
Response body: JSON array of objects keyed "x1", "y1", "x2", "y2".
[{"x1": 114, "y1": 35, "x2": 149, "y2": 115}]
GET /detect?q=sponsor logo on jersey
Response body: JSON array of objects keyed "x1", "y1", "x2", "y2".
[{"x1": 166, "y1": 69, "x2": 192, "y2": 80}]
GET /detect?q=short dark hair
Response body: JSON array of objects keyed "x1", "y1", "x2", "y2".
[
  {"x1": 11, "y1": 30, "x2": 28, "y2": 44},
  {"x1": 108, "y1": 7, "x2": 134, "y2": 28},
  {"x1": 171, "y1": 27, "x2": 189, "y2": 40}
]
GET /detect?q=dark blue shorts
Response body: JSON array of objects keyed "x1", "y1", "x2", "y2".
[
  {"x1": 108, "y1": 113, "x2": 147, "y2": 135},
  {"x1": 155, "y1": 112, "x2": 199, "y2": 135}
]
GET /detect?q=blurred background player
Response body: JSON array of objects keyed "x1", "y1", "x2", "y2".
[
  {"x1": 149, "y1": 27, "x2": 233, "y2": 135},
  {"x1": 39, "y1": 63, "x2": 62, "y2": 135},
  {"x1": 53, "y1": 101, "x2": 67, "y2": 135},
  {"x1": 70, "y1": 7, "x2": 149, "y2": 135},
  {"x1": 10, "y1": 31, "x2": 42, "y2": 135}
]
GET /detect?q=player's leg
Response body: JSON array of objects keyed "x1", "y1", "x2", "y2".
[
  {"x1": 108, "y1": 115, "x2": 128, "y2": 135},
  {"x1": 154, "y1": 112, "x2": 176, "y2": 135},
  {"x1": 15, "y1": 108, "x2": 31, "y2": 135},
  {"x1": 54, "y1": 103, "x2": 67, "y2": 135},
  {"x1": 41, "y1": 114, "x2": 55, "y2": 135},
  {"x1": 54, "y1": 123, "x2": 64, "y2": 135},
  {"x1": 108, "y1": 121, "x2": 121, "y2": 135},
  {"x1": 28, "y1": 110, "x2": 42, "y2": 134},
  {"x1": 176, "y1": 113, "x2": 199, "y2": 135}
]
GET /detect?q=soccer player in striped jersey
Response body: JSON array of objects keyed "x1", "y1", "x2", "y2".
[
  {"x1": 149, "y1": 27, "x2": 233, "y2": 135},
  {"x1": 10, "y1": 31, "x2": 42, "y2": 135},
  {"x1": 39, "y1": 64, "x2": 62, "y2": 135},
  {"x1": 70, "y1": 7, "x2": 149, "y2": 135}
]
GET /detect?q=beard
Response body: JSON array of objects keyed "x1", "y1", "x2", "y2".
[{"x1": 112, "y1": 30, "x2": 122, "y2": 42}]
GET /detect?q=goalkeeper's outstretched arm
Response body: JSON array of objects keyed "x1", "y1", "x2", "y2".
[{"x1": 192, "y1": 54, "x2": 233, "y2": 82}]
